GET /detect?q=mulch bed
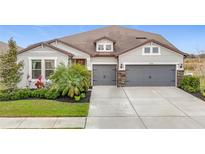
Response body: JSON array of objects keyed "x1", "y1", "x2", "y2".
[
  {"x1": 190, "y1": 92, "x2": 205, "y2": 102},
  {"x1": 56, "y1": 90, "x2": 91, "y2": 103},
  {"x1": 180, "y1": 88, "x2": 205, "y2": 102}
]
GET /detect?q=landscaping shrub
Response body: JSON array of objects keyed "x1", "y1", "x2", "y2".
[
  {"x1": 49, "y1": 64, "x2": 91, "y2": 98},
  {"x1": 0, "y1": 88, "x2": 60, "y2": 101},
  {"x1": 180, "y1": 76, "x2": 200, "y2": 93},
  {"x1": 0, "y1": 91, "x2": 10, "y2": 101},
  {"x1": 30, "y1": 89, "x2": 48, "y2": 98},
  {"x1": 80, "y1": 92, "x2": 86, "y2": 98},
  {"x1": 0, "y1": 89, "x2": 32, "y2": 101},
  {"x1": 202, "y1": 89, "x2": 205, "y2": 97},
  {"x1": 45, "y1": 89, "x2": 60, "y2": 99},
  {"x1": 74, "y1": 95, "x2": 81, "y2": 102}
]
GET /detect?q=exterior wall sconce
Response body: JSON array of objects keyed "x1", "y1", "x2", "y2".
[
  {"x1": 120, "y1": 63, "x2": 123, "y2": 69},
  {"x1": 179, "y1": 63, "x2": 183, "y2": 69}
]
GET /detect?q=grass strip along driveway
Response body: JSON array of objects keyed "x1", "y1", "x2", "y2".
[{"x1": 0, "y1": 100, "x2": 89, "y2": 117}]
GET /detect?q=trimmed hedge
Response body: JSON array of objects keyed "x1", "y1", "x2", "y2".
[
  {"x1": 0, "y1": 89, "x2": 60, "y2": 101},
  {"x1": 180, "y1": 76, "x2": 200, "y2": 93}
]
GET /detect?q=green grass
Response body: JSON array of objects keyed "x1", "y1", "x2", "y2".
[{"x1": 0, "y1": 100, "x2": 89, "y2": 117}]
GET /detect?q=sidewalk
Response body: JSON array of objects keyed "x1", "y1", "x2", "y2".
[{"x1": 0, "y1": 117, "x2": 86, "y2": 129}]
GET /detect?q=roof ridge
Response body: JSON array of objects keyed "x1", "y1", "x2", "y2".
[
  {"x1": 115, "y1": 26, "x2": 163, "y2": 36},
  {"x1": 58, "y1": 26, "x2": 112, "y2": 40}
]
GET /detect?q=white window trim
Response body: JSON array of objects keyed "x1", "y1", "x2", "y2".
[
  {"x1": 142, "y1": 46, "x2": 161, "y2": 55},
  {"x1": 29, "y1": 57, "x2": 57, "y2": 81},
  {"x1": 96, "y1": 43, "x2": 113, "y2": 52}
]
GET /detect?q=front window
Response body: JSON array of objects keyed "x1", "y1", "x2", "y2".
[
  {"x1": 31, "y1": 59, "x2": 56, "y2": 80},
  {"x1": 32, "y1": 60, "x2": 42, "y2": 79},
  {"x1": 45, "y1": 60, "x2": 55, "y2": 79}
]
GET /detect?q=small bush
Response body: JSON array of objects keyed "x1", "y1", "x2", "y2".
[
  {"x1": 45, "y1": 89, "x2": 60, "y2": 100},
  {"x1": 0, "y1": 89, "x2": 32, "y2": 101},
  {"x1": 74, "y1": 95, "x2": 81, "y2": 102},
  {"x1": 180, "y1": 76, "x2": 200, "y2": 93},
  {"x1": 201, "y1": 89, "x2": 205, "y2": 97},
  {"x1": 0, "y1": 92, "x2": 10, "y2": 101},
  {"x1": 31, "y1": 89, "x2": 48, "y2": 98},
  {"x1": 80, "y1": 92, "x2": 86, "y2": 98}
]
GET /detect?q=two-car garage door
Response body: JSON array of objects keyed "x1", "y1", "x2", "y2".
[
  {"x1": 93, "y1": 64, "x2": 176, "y2": 86},
  {"x1": 125, "y1": 65, "x2": 176, "y2": 86}
]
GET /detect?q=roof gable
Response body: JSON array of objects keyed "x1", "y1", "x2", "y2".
[
  {"x1": 117, "y1": 39, "x2": 187, "y2": 56},
  {"x1": 94, "y1": 36, "x2": 116, "y2": 44},
  {"x1": 18, "y1": 42, "x2": 73, "y2": 57}
]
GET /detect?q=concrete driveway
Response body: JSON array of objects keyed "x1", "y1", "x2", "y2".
[{"x1": 86, "y1": 86, "x2": 205, "y2": 129}]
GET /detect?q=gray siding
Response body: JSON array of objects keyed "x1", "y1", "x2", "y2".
[{"x1": 17, "y1": 46, "x2": 68, "y2": 88}]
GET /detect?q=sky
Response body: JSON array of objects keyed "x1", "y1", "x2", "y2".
[{"x1": 0, "y1": 25, "x2": 205, "y2": 54}]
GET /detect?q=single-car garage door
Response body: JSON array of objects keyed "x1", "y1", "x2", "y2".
[
  {"x1": 125, "y1": 65, "x2": 176, "y2": 86},
  {"x1": 93, "y1": 65, "x2": 116, "y2": 85}
]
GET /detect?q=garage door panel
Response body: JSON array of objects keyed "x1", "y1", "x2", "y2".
[
  {"x1": 125, "y1": 65, "x2": 176, "y2": 86},
  {"x1": 93, "y1": 65, "x2": 116, "y2": 85}
]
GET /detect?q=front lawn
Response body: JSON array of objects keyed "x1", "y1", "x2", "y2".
[{"x1": 0, "y1": 100, "x2": 89, "y2": 117}]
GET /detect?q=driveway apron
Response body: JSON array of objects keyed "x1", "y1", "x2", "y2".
[{"x1": 86, "y1": 86, "x2": 205, "y2": 129}]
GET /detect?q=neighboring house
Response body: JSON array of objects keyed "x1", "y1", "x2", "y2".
[
  {"x1": 0, "y1": 41, "x2": 10, "y2": 55},
  {"x1": 17, "y1": 26, "x2": 186, "y2": 88},
  {"x1": 0, "y1": 41, "x2": 22, "y2": 55}
]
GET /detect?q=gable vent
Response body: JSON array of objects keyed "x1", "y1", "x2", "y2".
[{"x1": 136, "y1": 37, "x2": 147, "y2": 39}]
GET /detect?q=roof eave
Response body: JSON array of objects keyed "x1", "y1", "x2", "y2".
[
  {"x1": 18, "y1": 42, "x2": 73, "y2": 57},
  {"x1": 117, "y1": 39, "x2": 187, "y2": 56},
  {"x1": 48, "y1": 39, "x2": 92, "y2": 56}
]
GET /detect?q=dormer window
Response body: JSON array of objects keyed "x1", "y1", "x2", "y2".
[
  {"x1": 95, "y1": 37, "x2": 115, "y2": 52},
  {"x1": 96, "y1": 42, "x2": 113, "y2": 52},
  {"x1": 106, "y1": 44, "x2": 112, "y2": 51},
  {"x1": 98, "y1": 44, "x2": 104, "y2": 51}
]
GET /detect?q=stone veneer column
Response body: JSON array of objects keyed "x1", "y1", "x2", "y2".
[
  {"x1": 117, "y1": 70, "x2": 126, "y2": 87},
  {"x1": 177, "y1": 70, "x2": 184, "y2": 87}
]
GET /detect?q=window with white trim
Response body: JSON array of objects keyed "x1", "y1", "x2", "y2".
[
  {"x1": 143, "y1": 46, "x2": 160, "y2": 55},
  {"x1": 96, "y1": 43, "x2": 113, "y2": 52},
  {"x1": 152, "y1": 47, "x2": 159, "y2": 54},
  {"x1": 144, "y1": 47, "x2": 151, "y2": 54},
  {"x1": 45, "y1": 60, "x2": 55, "y2": 79},
  {"x1": 105, "y1": 44, "x2": 112, "y2": 51},
  {"x1": 97, "y1": 44, "x2": 104, "y2": 51},
  {"x1": 30, "y1": 58, "x2": 56, "y2": 80},
  {"x1": 32, "y1": 60, "x2": 42, "y2": 79}
]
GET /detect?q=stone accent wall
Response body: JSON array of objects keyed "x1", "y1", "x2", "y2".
[
  {"x1": 177, "y1": 70, "x2": 184, "y2": 87},
  {"x1": 117, "y1": 70, "x2": 126, "y2": 87}
]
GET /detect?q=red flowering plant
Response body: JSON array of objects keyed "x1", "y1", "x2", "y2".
[{"x1": 35, "y1": 75, "x2": 45, "y2": 89}]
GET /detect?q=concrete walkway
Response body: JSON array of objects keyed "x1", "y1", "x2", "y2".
[
  {"x1": 0, "y1": 117, "x2": 86, "y2": 129},
  {"x1": 86, "y1": 86, "x2": 205, "y2": 129}
]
